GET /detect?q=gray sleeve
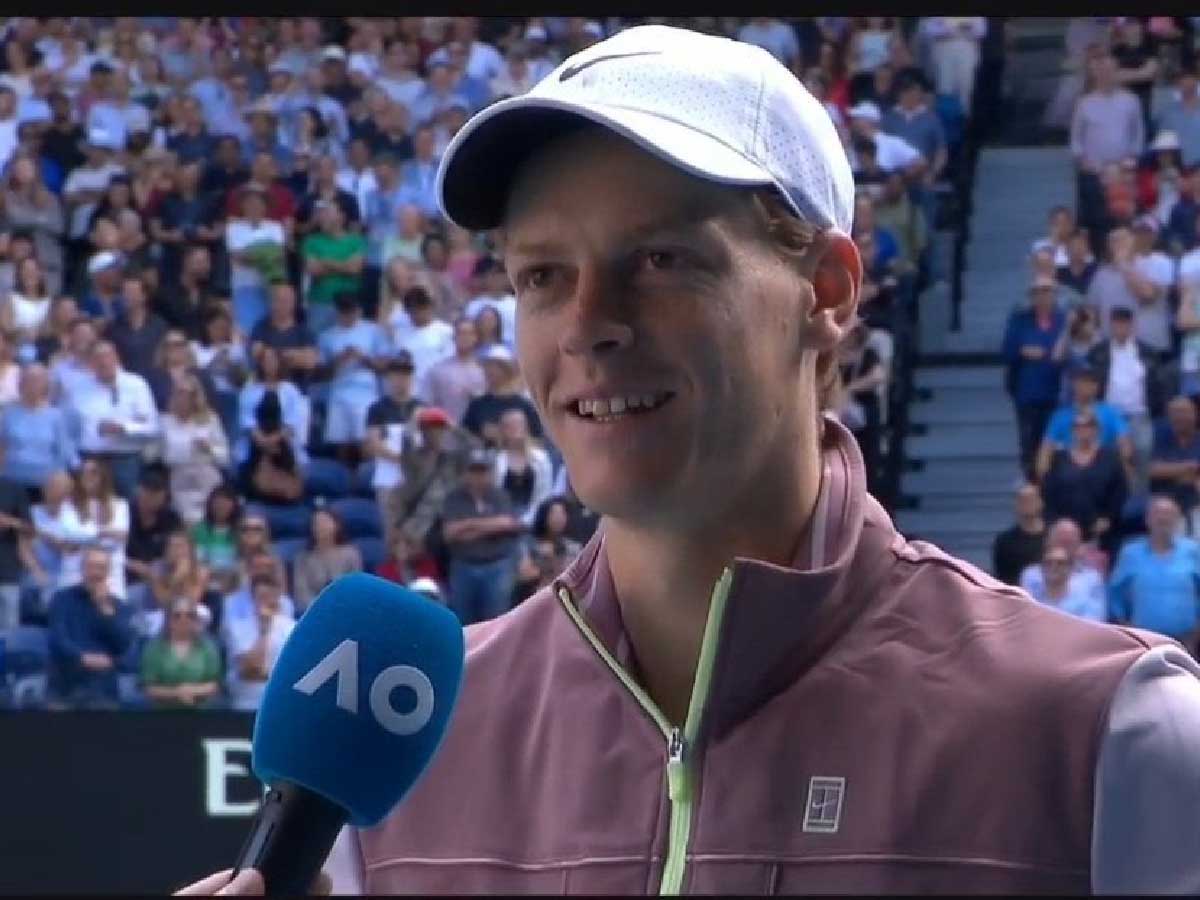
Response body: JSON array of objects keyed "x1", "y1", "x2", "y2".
[{"x1": 1092, "y1": 644, "x2": 1200, "y2": 894}]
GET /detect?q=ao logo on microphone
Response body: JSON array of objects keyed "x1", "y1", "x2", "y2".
[{"x1": 293, "y1": 639, "x2": 435, "y2": 736}]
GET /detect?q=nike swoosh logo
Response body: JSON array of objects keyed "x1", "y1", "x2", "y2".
[{"x1": 559, "y1": 50, "x2": 663, "y2": 82}]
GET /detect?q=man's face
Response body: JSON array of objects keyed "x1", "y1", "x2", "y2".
[
  {"x1": 387, "y1": 368, "x2": 413, "y2": 398},
  {"x1": 1110, "y1": 314, "x2": 1134, "y2": 342},
  {"x1": 83, "y1": 550, "x2": 109, "y2": 588},
  {"x1": 185, "y1": 247, "x2": 211, "y2": 279},
  {"x1": 1072, "y1": 373, "x2": 1099, "y2": 404},
  {"x1": 465, "y1": 465, "x2": 492, "y2": 493},
  {"x1": 1147, "y1": 497, "x2": 1181, "y2": 538},
  {"x1": 1168, "y1": 398, "x2": 1197, "y2": 435},
  {"x1": 481, "y1": 358, "x2": 510, "y2": 392},
  {"x1": 414, "y1": 127, "x2": 435, "y2": 160},
  {"x1": 1047, "y1": 519, "x2": 1082, "y2": 558},
  {"x1": 122, "y1": 278, "x2": 145, "y2": 309},
  {"x1": 1015, "y1": 485, "x2": 1043, "y2": 520},
  {"x1": 503, "y1": 130, "x2": 848, "y2": 524},
  {"x1": 0, "y1": 89, "x2": 15, "y2": 119},
  {"x1": 251, "y1": 154, "x2": 276, "y2": 184},
  {"x1": 93, "y1": 344, "x2": 119, "y2": 381},
  {"x1": 270, "y1": 284, "x2": 295, "y2": 317},
  {"x1": 137, "y1": 483, "x2": 166, "y2": 511}
]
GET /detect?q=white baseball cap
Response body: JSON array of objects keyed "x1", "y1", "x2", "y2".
[
  {"x1": 848, "y1": 101, "x2": 881, "y2": 122},
  {"x1": 436, "y1": 24, "x2": 853, "y2": 234}
]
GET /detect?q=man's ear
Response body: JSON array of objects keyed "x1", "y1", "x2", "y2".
[{"x1": 805, "y1": 231, "x2": 862, "y2": 352}]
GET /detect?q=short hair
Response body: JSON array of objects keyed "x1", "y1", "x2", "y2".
[
  {"x1": 250, "y1": 574, "x2": 280, "y2": 594},
  {"x1": 402, "y1": 285, "x2": 433, "y2": 310}
]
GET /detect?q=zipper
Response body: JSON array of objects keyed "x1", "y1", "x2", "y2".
[{"x1": 556, "y1": 566, "x2": 735, "y2": 896}]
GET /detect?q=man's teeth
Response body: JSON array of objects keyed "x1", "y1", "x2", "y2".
[{"x1": 577, "y1": 394, "x2": 667, "y2": 418}]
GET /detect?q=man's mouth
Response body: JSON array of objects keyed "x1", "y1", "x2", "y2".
[{"x1": 569, "y1": 392, "x2": 674, "y2": 423}]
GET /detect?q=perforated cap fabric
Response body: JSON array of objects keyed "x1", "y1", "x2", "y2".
[{"x1": 436, "y1": 24, "x2": 854, "y2": 234}]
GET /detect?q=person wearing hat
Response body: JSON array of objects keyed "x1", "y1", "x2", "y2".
[
  {"x1": 184, "y1": 24, "x2": 1200, "y2": 898},
  {"x1": 847, "y1": 99, "x2": 925, "y2": 178},
  {"x1": 1140, "y1": 129, "x2": 1184, "y2": 226},
  {"x1": 61, "y1": 126, "x2": 125, "y2": 267},
  {"x1": 366, "y1": 350, "x2": 426, "y2": 542},
  {"x1": 879, "y1": 72, "x2": 947, "y2": 185},
  {"x1": 461, "y1": 341, "x2": 542, "y2": 447},
  {"x1": 1155, "y1": 66, "x2": 1200, "y2": 169},
  {"x1": 1002, "y1": 275, "x2": 1068, "y2": 480},
  {"x1": 437, "y1": 444, "x2": 522, "y2": 626}
]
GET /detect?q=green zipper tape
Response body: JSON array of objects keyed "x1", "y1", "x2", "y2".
[{"x1": 556, "y1": 566, "x2": 734, "y2": 896}]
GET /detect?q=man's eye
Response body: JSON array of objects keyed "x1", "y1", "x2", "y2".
[
  {"x1": 518, "y1": 266, "x2": 554, "y2": 290},
  {"x1": 643, "y1": 250, "x2": 677, "y2": 270}
]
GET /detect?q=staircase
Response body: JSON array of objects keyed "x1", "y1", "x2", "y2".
[{"x1": 893, "y1": 19, "x2": 1075, "y2": 572}]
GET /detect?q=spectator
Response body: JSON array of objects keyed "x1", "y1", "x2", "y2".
[
  {"x1": 145, "y1": 329, "x2": 219, "y2": 416},
  {"x1": 1109, "y1": 495, "x2": 1200, "y2": 653},
  {"x1": 1029, "y1": 543, "x2": 1108, "y2": 622},
  {"x1": 1071, "y1": 53, "x2": 1145, "y2": 233},
  {"x1": 73, "y1": 456, "x2": 131, "y2": 598},
  {"x1": 139, "y1": 596, "x2": 221, "y2": 709},
  {"x1": 62, "y1": 129, "x2": 125, "y2": 272},
  {"x1": 846, "y1": 101, "x2": 924, "y2": 177},
  {"x1": 462, "y1": 344, "x2": 543, "y2": 447},
  {"x1": 1150, "y1": 396, "x2": 1200, "y2": 525},
  {"x1": 225, "y1": 186, "x2": 286, "y2": 334},
  {"x1": 165, "y1": 94, "x2": 214, "y2": 165},
  {"x1": 366, "y1": 353, "x2": 424, "y2": 540},
  {"x1": 70, "y1": 340, "x2": 159, "y2": 498},
  {"x1": 303, "y1": 200, "x2": 366, "y2": 335},
  {"x1": 157, "y1": 244, "x2": 217, "y2": 341},
  {"x1": 1003, "y1": 276, "x2": 1066, "y2": 478},
  {"x1": 363, "y1": 153, "x2": 406, "y2": 295},
  {"x1": 31, "y1": 470, "x2": 81, "y2": 596},
  {"x1": 199, "y1": 135, "x2": 249, "y2": 201},
  {"x1": 1041, "y1": 408, "x2": 1128, "y2": 551},
  {"x1": 34, "y1": 294, "x2": 80, "y2": 365},
  {"x1": 192, "y1": 305, "x2": 248, "y2": 432},
  {"x1": 336, "y1": 136, "x2": 378, "y2": 220},
  {"x1": 239, "y1": 383, "x2": 303, "y2": 506},
  {"x1": 248, "y1": 282, "x2": 320, "y2": 388},
  {"x1": 237, "y1": 344, "x2": 310, "y2": 470},
  {"x1": 47, "y1": 546, "x2": 136, "y2": 709},
  {"x1": 880, "y1": 72, "x2": 947, "y2": 185},
  {"x1": 921, "y1": 17, "x2": 986, "y2": 112},
  {"x1": 390, "y1": 285, "x2": 455, "y2": 390},
  {"x1": 107, "y1": 272, "x2": 168, "y2": 380},
  {"x1": 382, "y1": 204, "x2": 427, "y2": 267},
  {"x1": 1055, "y1": 228, "x2": 1099, "y2": 298},
  {"x1": 296, "y1": 154, "x2": 360, "y2": 237},
  {"x1": 0, "y1": 363, "x2": 76, "y2": 491},
  {"x1": 1050, "y1": 304, "x2": 1102, "y2": 397},
  {"x1": 160, "y1": 376, "x2": 230, "y2": 525},
  {"x1": 838, "y1": 321, "x2": 887, "y2": 492},
  {"x1": 1164, "y1": 167, "x2": 1200, "y2": 254},
  {"x1": 528, "y1": 495, "x2": 584, "y2": 577},
  {"x1": 79, "y1": 251, "x2": 125, "y2": 322},
  {"x1": 441, "y1": 447, "x2": 522, "y2": 625},
  {"x1": 146, "y1": 531, "x2": 214, "y2": 632},
  {"x1": 319, "y1": 291, "x2": 390, "y2": 467},
  {"x1": 220, "y1": 547, "x2": 295, "y2": 639},
  {"x1": 490, "y1": 43, "x2": 539, "y2": 99},
  {"x1": 2, "y1": 157, "x2": 65, "y2": 296},
  {"x1": 736, "y1": 17, "x2": 801, "y2": 67},
  {"x1": 374, "y1": 527, "x2": 440, "y2": 587},
  {"x1": 420, "y1": 315, "x2": 485, "y2": 425},
  {"x1": 1128, "y1": 215, "x2": 1176, "y2": 351},
  {"x1": 472, "y1": 305, "x2": 504, "y2": 356},
  {"x1": 1111, "y1": 17, "x2": 1159, "y2": 132},
  {"x1": 0, "y1": 332, "x2": 20, "y2": 406},
  {"x1": 463, "y1": 256, "x2": 516, "y2": 346},
  {"x1": 1177, "y1": 230, "x2": 1200, "y2": 397},
  {"x1": 1088, "y1": 306, "x2": 1170, "y2": 487},
  {"x1": 149, "y1": 161, "x2": 222, "y2": 287},
  {"x1": 222, "y1": 573, "x2": 294, "y2": 712},
  {"x1": 493, "y1": 407, "x2": 553, "y2": 527},
  {"x1": 123, "y1": 467, "x2": 181, "y2": 608},
  {"x1": 1138, "y1": 130, "x2": 1185, "y2": 223},
  {"x1": 1040, "y1": 363, "x2": 1135, "y2": 478},
  {"x1": 191, "y1": 483, "x2": 241, "y2": 587},
  {"x1": 1086, "y1": 227, "x2": 1162, "y2": 350},
  {"x1": 1, "y1": 256, "x2": 53, "y2": 355},
  {"x1": 992, "y1": 482, "x2": 1048, "y2": 587},
  {"x1": 1019, "y1": 516, "x2": 1109, "y2": 600},
  {"x1": 293, "y1": 507, "x2": 363, "y2": 613},
  {"x1": 417, "y1": 232, "x2": 463, "y2": 319},
  {"x1": 395, "y1": 406, "x2": 467, "y2": 560},
  {"x1": 0, "y1": 439, "x2": 35, "y2": 632}
]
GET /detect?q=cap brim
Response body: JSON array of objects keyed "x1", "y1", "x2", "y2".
[{"x1": 437, "y1": 95, "x2": 774, "y2": 231}]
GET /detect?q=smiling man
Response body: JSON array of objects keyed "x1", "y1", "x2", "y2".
[{"x1": 183, "y1": 24, "x2": 1200, "y2": 898}]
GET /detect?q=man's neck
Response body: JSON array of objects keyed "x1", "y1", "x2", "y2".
[
  {"x1": 1016, "y1": 516, "x2": 1044, "y2": 534},
  {"x1": 602, "y1": 417, "x2": 823, "y2": 724},
  {"x1": 1150, "y1": 533, "x2": 1175, "y2": 553}
]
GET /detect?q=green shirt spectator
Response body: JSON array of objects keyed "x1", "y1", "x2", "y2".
[
  {"x1": 304, "y1": 201, "x2": 366, "y2": 310},
  {"x1": 139, "y1": 598, "x2": 223, "y2": 709}
]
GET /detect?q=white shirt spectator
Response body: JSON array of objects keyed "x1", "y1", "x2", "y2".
[
  {"x1": 87, "y1": 99, "x2": 151, "y2": 149},
  {"x1": 223, "y1": 610, "x2": 295, "y2": 712},
  {"x1": 51, "y1": 356, "x2": 96, "y2": 407},
  {"x1": 1019, "y1": 560, "x2": 1106, "y2": 613},
  {"x1": 62, "y1": 160, "x2": 125, "y2": 239},
  {"x1": 336, "y1": 164, "x2": 378, "y2": 221},
  {"x1": 873, "y1": 131, "x2": 923, "y2": 173},
  {"x1": 1107, "y1": 340, "x2": 1148, "y2": 417},
  {"x1": 495, "y1": 445, "x2": 554, "y2": 526},
  {"x1": 226, "y1": 217, "x2": 286, "y2": 292},
  {"x1": 1133, "y1": 250, "x2": 1176, "y2": 353},
  {"x1": 70, "y1": 369, "x2": 159, "y2": 455},
  {"x1": 736, "y1": 19, "x2": 801, "y2": 66},
  {"x1": 393, "y1": 319, "x2": 455, "y2": 387},
  {"x1": 0, "y1": 113, "x2": 17, "y2": 170}
]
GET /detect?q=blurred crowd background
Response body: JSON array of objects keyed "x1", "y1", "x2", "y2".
[{"x1": 0, "y1": 15, "x2": 1042, "y2": 711}]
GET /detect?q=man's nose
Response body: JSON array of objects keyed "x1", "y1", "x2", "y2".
[{"x1": 558, "y1": 264, "x2": 634, "y2": 358}]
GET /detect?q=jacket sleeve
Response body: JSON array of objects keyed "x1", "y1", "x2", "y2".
[
  {"x1": 1092, "y1": 644, "x2": 1200, "y2": 893},
  {"x1": 1001, "y1": 313, "x2": 1023, "y2": 369},
  {"x1": 47, "y1": 592, "x2": 84, "y2": 662}
]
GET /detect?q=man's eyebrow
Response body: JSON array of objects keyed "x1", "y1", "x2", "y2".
[{"x1": 507, "y1": 210, "x2": 721, "y2": 258}]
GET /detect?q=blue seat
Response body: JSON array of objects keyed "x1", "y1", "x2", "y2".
[
  {"x1": 304, "y1": 457, "x2": 353, "y2": 500},
  {"x1": 3, "y1": 626, "x2": 50, "y2": 709},
  {"x1": 246, "y1": 502, "x2": 312, "y2": 540},
  {"x1": 357, "y1": 536, "x2": 386, "y2": 574},
  {"x1": 272, "y1": 537, "x2": 308, "y2": 568},
  {"x1": 354, "y1": 461, "x2": 377, "y2": 498},
  {"x1": 328, "y1": 497, "x2": 383, "y2": 540}
]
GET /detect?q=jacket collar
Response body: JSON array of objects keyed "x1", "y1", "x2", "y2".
[{"x1": 555, "y1": 414, "x2": 899, "y2": 743}]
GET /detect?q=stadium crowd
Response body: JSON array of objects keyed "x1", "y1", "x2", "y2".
[
  {"x1": 999, "y1": 15, "x2": 1200, "y2": 657},
  {"x1": 0, "y1": 15, "x2": 987, "y2": 709}
]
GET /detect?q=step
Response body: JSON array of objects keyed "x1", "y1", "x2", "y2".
[
  {"x1": 916, "y1": 493, "x2": 1014, "y2": 515},
  {"x1": 906, "y1": 426, "x2": 1018, "y2": 461},
  {"x1": 903, "y1": 465, "x2": 1022, "y2": 497},
  {"x1": 893, "y1": 509, "x2": 1010, "y2": 538},
  {"x1": 914, "y1": 366, "x2": 1005, "y2": 389},
  {"x1": 910, "y1": 394, "x2": 1015, "y2": 426}
]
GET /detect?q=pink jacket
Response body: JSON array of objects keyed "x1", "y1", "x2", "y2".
[{"x1": 331, "y1": 417, "x2": 1199, "y2": 894}]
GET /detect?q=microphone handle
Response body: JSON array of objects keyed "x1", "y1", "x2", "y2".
[{"x1": 232, "y1": 781, "x2": 347, "y2": 896}]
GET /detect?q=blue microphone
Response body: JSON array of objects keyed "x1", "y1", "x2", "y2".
[{"x1": 232, "y1": 573, "x2": 465, "y2": 895}]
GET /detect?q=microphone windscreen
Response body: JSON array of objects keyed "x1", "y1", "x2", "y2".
[{"x1": 251, "y1": 573, "x2": 465, "y2": 827}]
